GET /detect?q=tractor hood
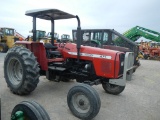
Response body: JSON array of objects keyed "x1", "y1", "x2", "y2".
[
  {"x1": 103, "y1": 45, "x2": 131, "y2": 53},
  {"x1": 61, "y1": 43, "x2": 123, "y2": 61}
]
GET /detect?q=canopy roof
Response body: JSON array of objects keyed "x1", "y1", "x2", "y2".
[{"x1": 25, "y1": 9, "x2": 76, "y2": 20}]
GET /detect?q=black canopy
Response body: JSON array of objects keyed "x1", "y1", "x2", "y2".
[{"x1": 25, "y1": 9, "x2": 76, "y2": 20}]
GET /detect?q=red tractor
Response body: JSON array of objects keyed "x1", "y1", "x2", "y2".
[{"x1": 4, "y1": 9, "x2": 134, "y2": 120}]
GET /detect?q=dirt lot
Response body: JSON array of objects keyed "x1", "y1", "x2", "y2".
[{"x1": 0, "y1": 53, "x2": 160, "y2": 120}]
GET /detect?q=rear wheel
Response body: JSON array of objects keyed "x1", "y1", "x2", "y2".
[
  {"x1": 102, "y1": 82, "x2": 125, "y2": 95},
  {"x1": 11, "y1": 101, "x2": 50, "y2": 120},
  {"x1": 0, "y1": 43, "x2": 8, "y2": 52},
  {"x1": 4, "y1": 46, "x2": 40, "y2": 95},
  {"x1": 67, "y1": 83, "x2": 101, "y2": 120}
]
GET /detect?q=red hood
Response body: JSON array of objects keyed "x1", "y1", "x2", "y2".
[{"x1": 62, "y1": 43, "x2": 123, "y2": 60}]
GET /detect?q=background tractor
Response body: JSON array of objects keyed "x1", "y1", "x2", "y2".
[
  {"x1": 26, "y1": 30, "x2": 46, "y2": 41},
  {"x1": 120, "y1": 26, "x2": 160, "y2": 42},
  {"x1": 61, "y1": 34, "x2": 71, "y2": 42},
  {"x1": 117, "y1": 26, "x2": 160, "y2": 60},
  {"x1": 47, "y1": 32, "x2": 59, "y2": 42},
  {"x1": 26, "y1": 30, "x2": 60, "y2": 43},
  {"x1": 0, "y1": 27, "x2": 25, "y2": 52},
  {"x1": 4, "y1": 9, "x2": 134, "y2": 120},
  {"x1": 72, "y1": 29, "x2": 140, "y2": 71}
]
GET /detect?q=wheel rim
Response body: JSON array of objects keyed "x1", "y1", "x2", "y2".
[
  {"x1": 72, "y1": 92, "x2": 90, "y2": 114},
  {"x1": 7, "y1": 57, "x2": 23, "y2": 86}
]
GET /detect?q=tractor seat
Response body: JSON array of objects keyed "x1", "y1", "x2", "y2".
[
  {"x1": 44, "y1": 43, "x2": 61, "y2": 57},
  {"x1": 44, "y1": 43, "x2": 58, "y2": 50},
  {"x1": 49, "y1": 51, "x2": 61, "y2": 56}
]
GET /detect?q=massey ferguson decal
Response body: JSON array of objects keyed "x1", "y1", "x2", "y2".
[{"x1": 68, "y1": 52, "x2": 112, "y2": 59}]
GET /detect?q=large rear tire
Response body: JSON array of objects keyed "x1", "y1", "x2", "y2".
[
  {"x1": 67, "y1": 83, "x2": 101, "y2": 120},
  {"x1": 102, "y1": 82, "x2": 125, "y2": 95},
  {"x1": 0, "y1": 43, "x2": 8, "y2": 53},
  {"x1": 4, "y1": 46, "x2": 40, "y2": 95},
  {"x1": 11, "y1": 101, "x2": 50, "y2": 120}
]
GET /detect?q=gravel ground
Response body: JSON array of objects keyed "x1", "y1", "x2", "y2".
[{"x1": 0, "y1": 53, "x2": 160, "y2": 120}]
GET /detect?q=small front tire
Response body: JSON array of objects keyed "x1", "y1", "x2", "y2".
[{"x1": 67, "y1": 83, "x2": 101, "y2": 120}]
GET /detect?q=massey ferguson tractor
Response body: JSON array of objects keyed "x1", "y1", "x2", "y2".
[{"x1": 4, "y1": 9, "x2": 134, "y2": 120}]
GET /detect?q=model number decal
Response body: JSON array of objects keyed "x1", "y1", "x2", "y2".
[{"x1": 68, "y1": 52, "x2": 112, "y2": 59}]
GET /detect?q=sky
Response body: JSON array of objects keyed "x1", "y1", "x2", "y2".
[{"x1": 0, "y1": 0, "x2": 160, "y2": 39}]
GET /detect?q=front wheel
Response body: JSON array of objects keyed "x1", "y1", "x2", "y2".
[
  {"x1": 11, "y1": 101, "x2": 50, "y2": 120},
  {"x1": 67, "y1": 83, "x2": 101, "y2": 120},
  {"x1": 102, "y1": 82, "x2": 125, "y2": 95}
]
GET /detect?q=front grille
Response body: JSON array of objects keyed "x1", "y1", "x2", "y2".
[
  {"x1": 101, "y1": 61, "x2": 111, "y2": 74},
  {"x1": 118, "y1": 53, "x2": 125, "y2": 76}
]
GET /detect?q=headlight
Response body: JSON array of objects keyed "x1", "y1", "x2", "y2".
[{"x1": 121, "y1": 61, "x2": 124, "y2": 66}]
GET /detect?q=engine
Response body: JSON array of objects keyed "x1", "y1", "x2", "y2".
[{"x1": 63, "y1": 58, "x2": 97, "y2": 82}]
